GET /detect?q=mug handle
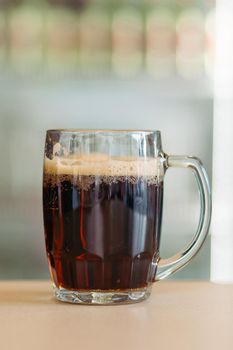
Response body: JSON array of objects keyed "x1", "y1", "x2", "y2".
[{"x1": 156, "y1": 155, "x2": 212, "y2": 280}]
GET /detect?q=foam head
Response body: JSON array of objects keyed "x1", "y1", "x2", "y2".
[{"x1": 44, "y1": 153, "x2": 161, "y2": 177}]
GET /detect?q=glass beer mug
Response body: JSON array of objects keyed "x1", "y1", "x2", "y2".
[{"x1": 43, "y1": 130, "x2": 211, "y2": 304}]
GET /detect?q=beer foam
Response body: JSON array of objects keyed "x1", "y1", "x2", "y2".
[{"x1": 44, "y1": 153, "x2": 161, "y2": 178}]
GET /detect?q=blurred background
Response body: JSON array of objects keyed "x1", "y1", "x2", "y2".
[{"x1": 0, "y1": 0, "x2": 215, "y2": 280}]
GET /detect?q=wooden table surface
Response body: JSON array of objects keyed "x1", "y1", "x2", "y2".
[{"x1": 0, "y1": 281, "x2": 232, "y2": 350}]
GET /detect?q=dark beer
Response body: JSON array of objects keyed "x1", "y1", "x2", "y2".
[{"x1": 43, "y1": 155, "x2": 163, "y2": 291}]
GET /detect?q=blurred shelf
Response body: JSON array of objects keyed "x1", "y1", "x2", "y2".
[{"x1": 0, "y1": 75, "x2": 213, "y2": 101}]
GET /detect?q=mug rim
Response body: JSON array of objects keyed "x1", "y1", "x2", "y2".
[{"x1": 46, "y1": 129, "x2": 161, "y2": 134}]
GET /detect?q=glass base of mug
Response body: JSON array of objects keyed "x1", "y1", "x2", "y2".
[{"x1": 54, "y1": 285, "x2": 152, "y2": 305}]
